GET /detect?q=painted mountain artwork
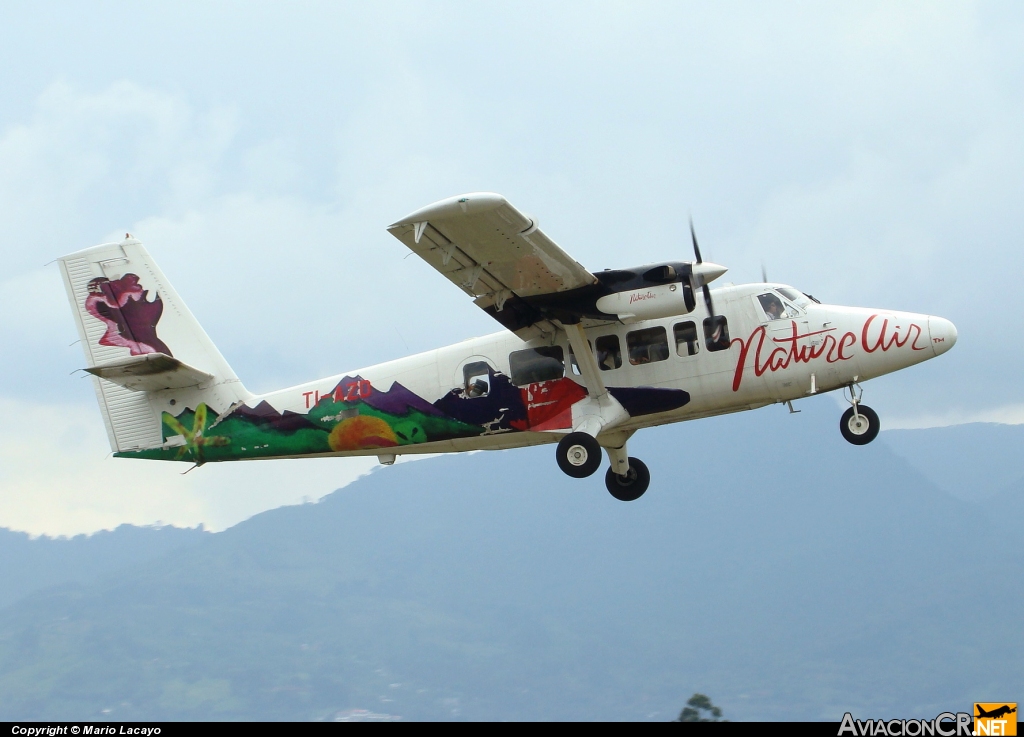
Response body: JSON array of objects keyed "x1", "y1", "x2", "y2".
[{"x1": 120, "y1": 370, "x2": 690, "y2": 464}]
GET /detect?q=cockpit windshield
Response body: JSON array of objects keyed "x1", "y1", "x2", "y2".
[{"x1": 776, "y1": 287, "x2": 813, "y2": 308}]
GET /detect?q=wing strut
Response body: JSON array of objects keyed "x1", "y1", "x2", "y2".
[
  {"x1": 563, "y1": 323, "x2": 607, "y2": 401},
  {"x1": 562, "y1": 323, "x2": 629, "y2": 439}
]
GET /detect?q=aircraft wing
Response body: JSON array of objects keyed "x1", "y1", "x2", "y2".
[{"x1": 388, "y1": 193, "x2": 599, "y2": 339}]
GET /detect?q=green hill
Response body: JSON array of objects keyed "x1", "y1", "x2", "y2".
[{"x1": 0, "y1": 399, "x2": 1019, "y2": 720}]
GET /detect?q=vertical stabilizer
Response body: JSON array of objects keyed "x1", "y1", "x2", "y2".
[{"x1": 58, "y1": 237, "x2": 251, "y2": 453}]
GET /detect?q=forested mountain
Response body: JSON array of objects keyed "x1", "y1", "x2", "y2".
[
  {"x1": 0, "y1": 398, "x2": 1019, "y2": 721},
  {"x1": 0, "y1": 525, "x2": 208, "y2": 609}
]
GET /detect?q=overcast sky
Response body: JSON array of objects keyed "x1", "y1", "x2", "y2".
[{"x1": 1, "y1": 2, "x2": 1021, "y2": 535}]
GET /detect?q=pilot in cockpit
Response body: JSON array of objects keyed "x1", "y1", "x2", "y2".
[{"x1": 758, "y1": 293, "x2": 786, "y2": 321}]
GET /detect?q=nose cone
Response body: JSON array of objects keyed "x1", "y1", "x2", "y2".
[
  {"x1": 691, "y1": 262, "x2": 728, "y2": 286},
  {"x1": 928, "y1": 316, "x2": 957, "y2": 356}
]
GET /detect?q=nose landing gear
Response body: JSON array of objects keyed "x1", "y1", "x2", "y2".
[{"x1": 840, "y1": 382, "x2": 879, "y2": 445}]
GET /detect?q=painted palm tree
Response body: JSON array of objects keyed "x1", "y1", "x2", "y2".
[{"x1": 162, "y1": 403, "x2": 230, "y2": 464}]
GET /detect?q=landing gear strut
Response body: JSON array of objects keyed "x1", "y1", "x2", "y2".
[
  {"x1": 840, "y1": 382, "x2": 879, "y2": 445},
  {"x1": 603, "y1": 443, "x2": 650, "y2": 501},
  {"x1": 556, "y1": 432, "x2": 652, "y2": 500}
]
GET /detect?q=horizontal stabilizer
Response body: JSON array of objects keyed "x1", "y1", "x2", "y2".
[{"x1": 85, "y1": 353, "x2": 214, "y2": 392}]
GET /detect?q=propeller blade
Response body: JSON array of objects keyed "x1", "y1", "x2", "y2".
[
  {"x1": 703, "y1": 282, "x2": 729, "y2": 347},
  {"x1": 702, "y1": 283, "x2": 714, "y2": 318},
  {"x1": 689, "y1": 217, "x2": 703, "y2": 264},
  {"x1": 761, "y1": 263, "x2": 768, "y2": 283},
  {"x1": 689, "y1": 218, "x2": 724, "y2": 325}
]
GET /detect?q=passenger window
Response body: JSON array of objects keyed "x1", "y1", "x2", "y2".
[
  {"x1": 626, "y1": 327, "x2": 669, "y2": 365},
  {"x1": 567, "y1": 341, "x2": 594, "y2": 376},
  {"x1": 704, "y1": 316, "x2": 731, "y2": 352},
  {"x1": 673, "y1": 321, "x2": 699, "y2": 357},
  {"x1": 509, "y1": 346, "x2": 564, "y2": 386},
  {"x1": 463, "y1": 361, "x2": 491, "y2": 398},
  {"x1": 595, "y1": 335, "x2": 622, "y2": 371}
]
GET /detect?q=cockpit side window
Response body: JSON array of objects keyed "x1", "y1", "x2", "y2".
[
  {"x1": 757, "y1": 293, "x2": 787, "y2": 321},
  {"x1": 758, "y1": 292, "x2": 802, "y2": 321},
  {"x1": 509, "y1": 346, "x2": 565, "y2": 386}
]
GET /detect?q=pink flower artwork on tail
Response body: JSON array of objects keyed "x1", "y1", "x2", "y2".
[{"x1": 85, "y1": 274, "x2": 172, "y2": 356}]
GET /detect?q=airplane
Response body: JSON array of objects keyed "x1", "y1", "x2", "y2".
[
  {"x1": 57, "y1": 192, "x2": 957, "y2": 501},
  {"x1": 976, "y1": 706, "x2": 1016, "y2": 720}
]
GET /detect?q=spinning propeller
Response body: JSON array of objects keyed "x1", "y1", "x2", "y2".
[{"x1": 688, "y1": 218, "x2": 728, "y2": 321}]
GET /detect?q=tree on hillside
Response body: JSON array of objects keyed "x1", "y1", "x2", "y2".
[{"x1": 676, "y1": 693, "x2": 725, "y2": 722}]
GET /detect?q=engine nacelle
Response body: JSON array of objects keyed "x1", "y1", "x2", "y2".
[{"x1": 595, "y1": 282, "x2": 694, "y2": 324}]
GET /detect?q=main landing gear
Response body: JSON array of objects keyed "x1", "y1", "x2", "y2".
[
  {"x1": 556, "y1": 432, "x2": 603, "y2": 478},
  {"x1": 555, "y1": 432, "x2": 651, "y2": 501},
  {"x1": 840, "y1": 382, "x2": 879, "y2": 445},
  {"x1": 604, "y1": 457, "x2": 650, "y2": 502}
]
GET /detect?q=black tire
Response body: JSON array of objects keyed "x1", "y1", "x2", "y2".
[
  {"x1": 840, "y1": 405, "x2": 880, "y2": 445},
  {"x1": 605, "y1": 457, "x2": 651, "y2": 501},
  {"x1": 556, "y1": 432, "x2": 602, "y2": 478}
]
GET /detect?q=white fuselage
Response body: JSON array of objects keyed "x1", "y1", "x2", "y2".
[{"x1": 239, "y1": 283, "x2": 955, "y2": 458}]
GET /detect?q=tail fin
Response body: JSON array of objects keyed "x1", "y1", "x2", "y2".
[{"x1": 58, "y1": 236, "x2": 250, "y2": 453}]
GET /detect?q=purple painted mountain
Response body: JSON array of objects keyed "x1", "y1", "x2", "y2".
[
  {"x1": 328, "y1": 376, "x2": 444, "y2": 417},
  {"x1": 215, "y1": 377, "x2": 447, "y2": 433},
  {"x1": 229, "y1": 401, "x2": 322, "y2": 432}
]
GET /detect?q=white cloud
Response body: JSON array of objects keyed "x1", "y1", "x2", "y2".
[
  {"x1": 0, "y1": 81, "x2": 237, "y2": 272},
  {"x1": 2, "y1": 5, "x2": 1024, "y2": 533}
]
